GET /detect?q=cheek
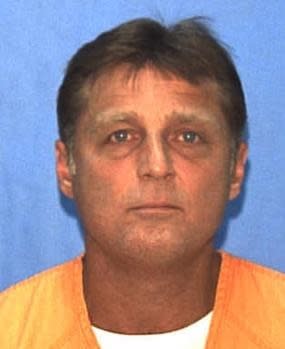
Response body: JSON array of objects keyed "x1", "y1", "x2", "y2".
[
  {"x1": 72, "y1": 167, "x2": 118, "y2": 235},
  {"x1": 177, "y1": 156, "x2": 232, "y2": 205},
  {"x1": 72, "y1": 156, "x2": 132, "y2": 213},
  {"x1": 176, "y1": 160, "x2": 231, "y2": 237}
]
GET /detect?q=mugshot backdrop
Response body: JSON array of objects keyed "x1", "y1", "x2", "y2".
[{"x1": 0, "y1": 1, "x2": 284, "y2": 291}]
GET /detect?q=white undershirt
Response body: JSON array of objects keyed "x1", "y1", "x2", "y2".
[{"x1": 92, "y1": 311, "x2": 212, "y2": 349}]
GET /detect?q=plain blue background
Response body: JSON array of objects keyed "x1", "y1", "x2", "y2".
[{"x1": 1, "y1": 1, "x2": 284, "y2": 291}]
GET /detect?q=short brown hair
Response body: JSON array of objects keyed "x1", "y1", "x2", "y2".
[{"x1": 57, "y1": 17, "x2": 247, "y2": 150}]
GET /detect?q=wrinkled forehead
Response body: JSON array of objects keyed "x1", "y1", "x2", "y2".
[
  {"x1": 84, "y1": 65, "x2": 225, "y2": 115},
  {"x1": 72, "y1": 65, "x2": 229, "y2": 144},
  {"x1": 88, "y1": 64, "x2": 222, "y2": 98}
]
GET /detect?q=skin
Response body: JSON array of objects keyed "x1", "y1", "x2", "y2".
[{"x1": 56, "y1": 66, "x2": 247, "y2": 334}]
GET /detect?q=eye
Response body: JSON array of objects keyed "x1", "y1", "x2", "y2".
[
  {"x1": 177, "y1": 130, "x2": 200, "y2": 144},
  {"x1": 109, "y1": 129, "x2": 132, "y2": 143}
]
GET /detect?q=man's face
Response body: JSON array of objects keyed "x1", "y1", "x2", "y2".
[{"x1": 56, "y1": 67, "x2": 247, "y2": 268}]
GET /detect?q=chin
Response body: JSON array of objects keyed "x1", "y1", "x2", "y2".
[{"x1": 114, "y1": 230, "x2": 201, "y2": 269}]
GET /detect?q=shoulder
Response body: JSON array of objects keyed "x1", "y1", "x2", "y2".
[
  {"x1": 0, "y1": 256, "x2": 82, "y2": 301},
  {"x1": 0, "y1": 256, "x2": 84, "y2": 347},
  {"x1": 220, "y1": 251, "x2": 285, "y2": 308},
  {"x1": 221, "y1": 251, "x2": 285, "y2": 287},
  {"x1": 217, "y1": 251, "x2": 285, "y2": 347}
]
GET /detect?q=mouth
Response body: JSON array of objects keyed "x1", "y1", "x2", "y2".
[{"x1": 129, "y1": 203, "x2": 181, "y2": 217}]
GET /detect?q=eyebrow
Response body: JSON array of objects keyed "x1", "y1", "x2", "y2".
[
  {"x1": 164, "y1": 111, "x2": 223, "y2": 133},
  {"x1": 87, "y1": 109, "x2": 220, "y2": 134},
  {"x1": 167, "y1": 112, "x2": 211, "y2": 124},
  {"x1": 94, "y1": 110, "x2": 213, "y2": 122},
  {"x1": 87, "y1": 111, "x2": 140, "y2": 133},
  {"x1": 96, "y1": 111, "x2": 139, "y2": 122}
]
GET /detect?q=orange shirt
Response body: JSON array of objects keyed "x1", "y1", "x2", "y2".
[{"x1": 0, "y1": 252, "x2": 284, "y2": 348}]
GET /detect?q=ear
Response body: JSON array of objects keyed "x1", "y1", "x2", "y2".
[
  {"x1": 55, "y1": 140, "x2": 74, "y2": 198},
  {"x1": 229, "y1": 142, "x2": 248, "y2": 200}
]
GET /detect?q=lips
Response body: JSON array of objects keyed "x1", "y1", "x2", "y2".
[
  {"x1": 132, "y1": 204, "x2": 179, "y2": 209},
  {"x1": 130, "y1": 202, "x2": 181, "y2": 212}
]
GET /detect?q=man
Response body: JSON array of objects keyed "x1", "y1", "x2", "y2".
[{"x1": 1, "y1": 17, "x2": 284, "y2": 348}]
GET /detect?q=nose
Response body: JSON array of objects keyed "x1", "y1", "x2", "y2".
[{"x1": 136, "y1": 135, "x2": 175, "y2": 180}]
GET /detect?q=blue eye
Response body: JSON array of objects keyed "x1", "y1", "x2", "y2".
[
  {"x1": 179, "y1": 131, "x2": 199, "y2": 143},
  {"x1": 109, "y1": 129, "x2": 134, "y2": 144},
  {"x1": 110, "y1": 130, "x2": 130, "y2": 143}
]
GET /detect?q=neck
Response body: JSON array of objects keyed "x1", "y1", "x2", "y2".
[{"x1": 83, "y1": 241, "x2": 221, "y2": 334}]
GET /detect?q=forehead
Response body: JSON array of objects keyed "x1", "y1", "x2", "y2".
[{"x1": 83, "y1": 66, "x2": 228, "y2": 131}]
